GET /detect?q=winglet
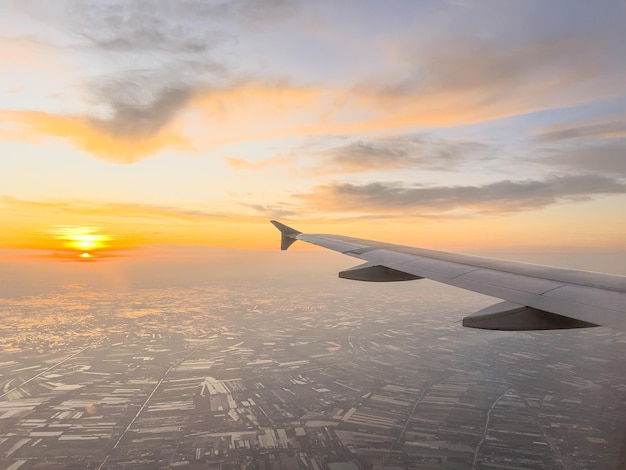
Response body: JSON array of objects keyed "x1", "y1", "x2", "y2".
[{"x1": 270, "y1": 220, "x2": 302, "y2": 250}]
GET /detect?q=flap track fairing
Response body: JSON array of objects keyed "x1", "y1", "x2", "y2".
[
  {"x1": 462, "y1": 301, "x2": 598, "y2": 331},
  {"x1": 339, "y1": 262, "x2": 423, "y2": 282}
]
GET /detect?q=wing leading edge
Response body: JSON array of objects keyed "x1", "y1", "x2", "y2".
[{"x1": 270, "y1": 221, "x2": 626, "y2": 332}]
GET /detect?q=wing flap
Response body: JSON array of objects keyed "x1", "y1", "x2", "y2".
[
  {"x1": 543, "y1": 285, "x2": 626, "y2": 313},
  {"x1": 402, "y1": 257, "x2": 481, "y2": 279},
  {"x1": 456, "y1": 270, "x2": 565, "y2": 295}
]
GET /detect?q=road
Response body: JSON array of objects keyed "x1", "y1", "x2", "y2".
[{"x1": 0, "y1": 338, "x2": 104, "y2": 401}]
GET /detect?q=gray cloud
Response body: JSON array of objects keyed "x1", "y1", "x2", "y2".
[
  {"x1": 353, "y1": 29, "x2": 626, "y2": 126},
  {"x1": 243, "y1": 203, "x2": 298, "y2": 220},
  {"x1": 212, "y1": 0, "x2": 299, "y2": 24},
  {"x1": 90, "y1": 83, "x2": 192, "y2": 138},
  {"x1": 316, "y1": 136, "x2": 490, "y2": 174},
  {"x1": 224, "y1": 135, "x2": 491, "y2": 175},
  {"x1": 62, "y1": 1, "x2": 229, "y2": 139},
  {"x1": 66, "y1": 0, "x2": 298, "y2": 51},
  {"x1": 40, "y1": 0, "x2": 298, "y2": 142},
  {"x1": 68, "y1": 2, "x2": 217, "y2": 53},
  {"x1": 371, "y1": 39, "x2": 591, "y2": 98},
  {"x1": 299, "y1": 175, "x2": 626, "y2": 215},
  {"x1": 535, "y1": 118, "x2": 626, "y2": 143},
  {"x1": 542, "y1": 141, "x2": 626, "y2": 177}
]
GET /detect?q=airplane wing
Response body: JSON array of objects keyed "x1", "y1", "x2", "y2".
[{"x1": 271, "y1": 220, "x2": 626, "y2": 332}]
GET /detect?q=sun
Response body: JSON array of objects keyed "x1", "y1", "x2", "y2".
[{"x1": 52, "y1": 226, "x2": 111, "y2": 257}]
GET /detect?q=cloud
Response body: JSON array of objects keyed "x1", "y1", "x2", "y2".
[
  {"x1": 344, "y1": 34, "x2": 626, "y2": 129},
  {"x1": 0, "y1": 195, "x2": 296, "y2": 250},
  {"x1": 0, "y1": 81, "x2": 323, "y2": 163},
  {"x1": 68, "y1": 1, "x2": 219, "y2": 53},
  {"x1": 541, "y1": 140, "x2": 626, "y2": 177},
  {"x1": 226, "y1": 155, "x2": 291, "y2": 170},
  {"x1": 0, "y1": 196, "x2": 226, "y2": 222},
  {"x1": 535, "y1": 117, "x2": 626, "y2": 142},
  {"x1": 4, "y1": 1, "x2": 626, "y2": 163},
  {"x1": 241, "y1": 203, "x2": 298, "y2": 220},
  {"x1": 0, "y1": 1, "x2": 227, "y2": 161},
  {"x1": 91, "y1": 81, "x2": 195, "y2": 139},
  {"x1": 0, "y1": 196, "x2": 244, "y2": 251},
  {"x1": 63, "y1": 0, "x2": 299, "y2": 109},
  {"x1": 225, "y1": 134, "x2": 491, "y2": 175},
  {"x1": 312, "y1": 135, "x2": 490, "y2": 174},
  {"x1": 66, "y1": 1, "x2": 231, "y2": 146},
  {"x1": 65, "y1": 0, "x2": 298, "y2": 50},
  {"x1": 207, "y1": 0, "x2": 300, "y2": 24},
  {"x1": 298, "y1": 175, "x2": 626, "y2": 215},
  {"x1": 533, "y1": 114, "x2": 626, "y2": 176},
  {"x1": 0, "y1": 0, "x2": 303, "y2": 161},
  {"x1": 1, "y1": 110, "x2": 190, "y2": 164}
]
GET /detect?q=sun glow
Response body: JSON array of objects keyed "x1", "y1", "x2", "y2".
[{"x1": 52, "y1": 226, "x2": 111, "y2": 256}]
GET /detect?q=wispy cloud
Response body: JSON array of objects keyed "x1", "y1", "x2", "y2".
[
  {"x1": 532, "y1": 114, "x2": 626, "y2": 176},
  {"x1": 225, "y1": 135, "x2": 491, "y2": 175},
  {"x1": 1, "y1": 110, "x2": 191, "y2": 163},
  {"x1": 0, "y1": 196, "x2": 277, "y2": 251},
  {"x1": 311, "y1": 135, "x2": 491, "y2": 174},
  {"x1": 0, "y1": 196, "x2": 226, "y2": 222},
  {"x1": 0, "y1": 81, "x2": 324, "y2": 162},
  {"x1": 226, "y1": 155, "x2": 291, "y2": 170},
  {"x1": 63, "y1": 0, "x2": 237, "y2": 128},
  {"x1": 90, "y1": 83, "x2": 195, "y2": 140},
  {"x1": 344, "y1": 33, "x2": 626, "y2": 129},
  {"x1": 535, "y1": 117, "x2": 626, "y2": 142},
  {"x1": 241, "y1": 203, "x2": 298, "y2": 220},
  {"x1": 2, "y1": 1, "x2": 625, "y2": 165},
  {"x1": 0, "y1": 0, "x2": 303, "y2": 162},
  {"x1": 68, "y1": 1, "x2": 223, "y2": 53},
  {"x1": 298, "y1": 175, "x2": 626, "y2": 215},
  {"x1": 540, "y1": 141, "x2": 626, "y2": 177}
]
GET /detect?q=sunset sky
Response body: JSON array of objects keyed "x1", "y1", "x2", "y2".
[{"x1": 1, "y1": 0, "x2": 625, "y2": 264}]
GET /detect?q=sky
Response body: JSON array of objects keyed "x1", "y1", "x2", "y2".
[{"x1": 1, "y1": 0, "x2": 626, "y2": 267}]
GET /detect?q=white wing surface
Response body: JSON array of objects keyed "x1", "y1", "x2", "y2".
[{"x1": 271, "y1": 221, "x2": 626, "y2": 332}]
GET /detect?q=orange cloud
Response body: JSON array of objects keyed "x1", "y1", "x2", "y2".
[
  {"x1": 187, "y1": 82, "x2": 327, "y2": 146},
  {"x1": 0, "y1": 82, "x2": 326, "y2": 162},
  {"x1": 225, "y1": 155, "x2": 291, "y2": 170},
  {"x1": 0, "y1": 196, "x2": 286, "y2": 254},
  {"x1": 2, "y1": 34, "x2": 623, "y2": 164},
  {"x1": 2, "y1": 194, "x2": 624, "y2": 258},
  {"x1": 0, "y1": 110, "x2": 190, "y2": 163}
]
